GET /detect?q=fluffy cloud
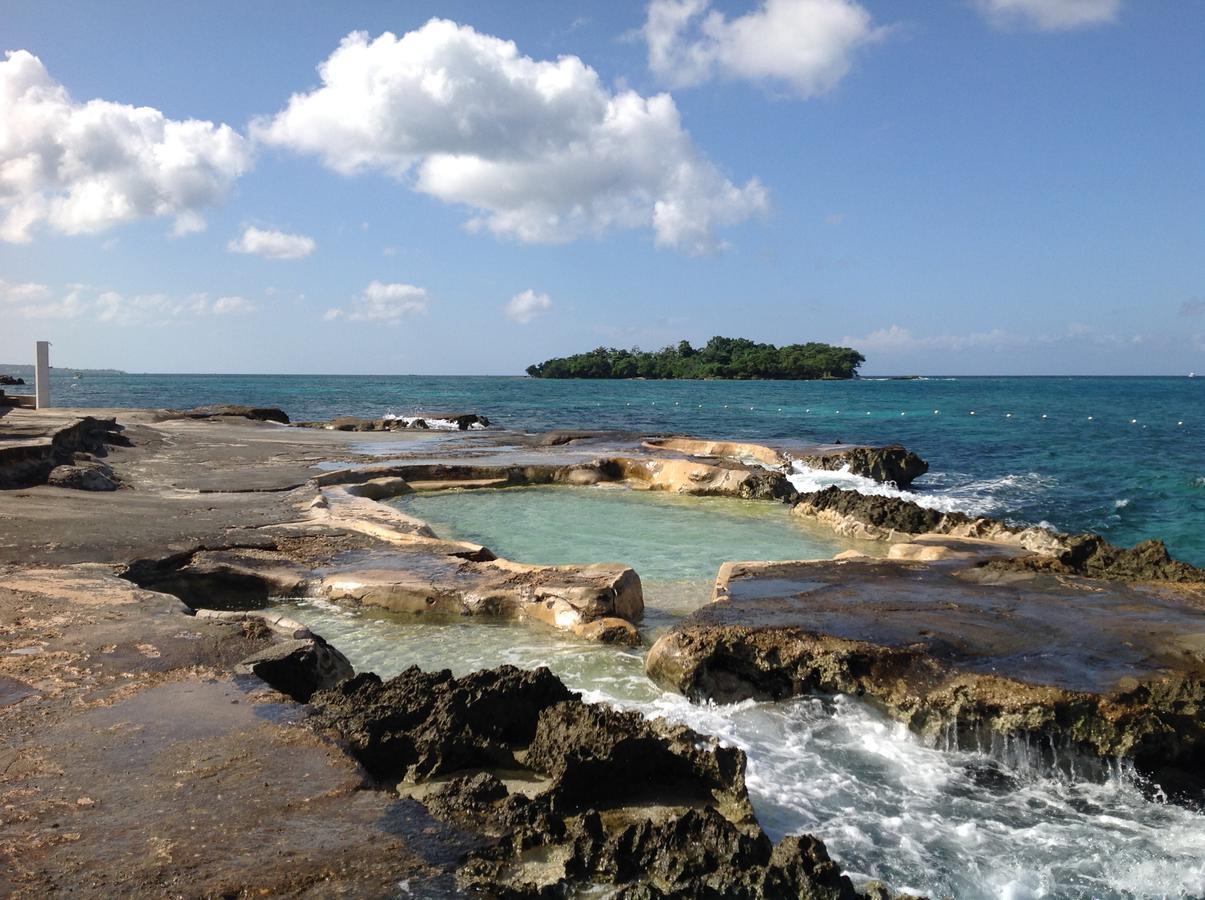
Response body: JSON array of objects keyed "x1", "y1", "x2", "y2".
[
  {"x1": 973, "y1": 0, "x2": 1121, "y2": 31},
  {"x1": 324, "y1": 281, "x2": 429, "y2": 323},
  {"x1": 227, "y1": 225, "x2": 316, "y2": 260},
  {"x1": 643, "y1": 0, "x2": 887, "y2": 97},
  {"x1": 0, "y1": 50, "x2": 251, "y2": 243},
  {"x1": 504, "y1": 289, "x2": 552, "y2": 324},
  {"x1": 255, "y1": 21, "x2": 766, "y2": 253},
  {"x1": 0, "y1": 280, "x2": 254, "y2": 323}
]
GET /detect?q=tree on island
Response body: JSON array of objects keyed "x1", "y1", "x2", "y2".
[{"x1": 525, "y1": 336, "x2": 864, "y2": 380}]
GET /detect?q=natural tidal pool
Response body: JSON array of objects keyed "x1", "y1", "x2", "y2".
[{"x1": 277, "y1": 486, "x2": 1205, "y2": 899}]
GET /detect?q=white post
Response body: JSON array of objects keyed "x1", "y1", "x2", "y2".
[{"x1": 35, "y1": 341, "x2": 50, "y2": 409}]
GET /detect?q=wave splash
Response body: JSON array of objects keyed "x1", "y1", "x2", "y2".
[{"x1": 786, "y1": 461, "x2": 1055, "y2": 521}]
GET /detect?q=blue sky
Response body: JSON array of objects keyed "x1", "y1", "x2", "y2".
[{"x1": 1, "y1": 0, "x2": 1201, "y2": 375}]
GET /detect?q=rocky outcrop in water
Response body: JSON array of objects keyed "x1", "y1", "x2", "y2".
[
  {"x1": 646, "y1": 558, "x2": 1205, "y2": 802},
  {"x1": 177, "y1": 404, "x2": 291, "y2": 424},
  {"x1": 795, "y1": 445, "x2": 928, "y2": 488},
  {"x1": 308, "y1": 664, "x2": 878, "y2": 898},
  {"x1": 302, "y1": 413, "x2": 490, "y2": 431},
  {"x1": 985, "y1": 533, "x2": 1205, "y2": 584},
  {"x1": 0, "y1": 374, "x2": 25, "y2": 385}
]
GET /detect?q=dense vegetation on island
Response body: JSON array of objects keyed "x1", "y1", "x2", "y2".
[{"x1": 525, "y1": 337, "x2": 865, "y2": 380}]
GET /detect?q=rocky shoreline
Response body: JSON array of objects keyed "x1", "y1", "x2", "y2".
[{"x1": 1, "y1": 405, "x2": 1203, "y2": 894}]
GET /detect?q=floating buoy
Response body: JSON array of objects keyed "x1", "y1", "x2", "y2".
[
  {"x1": 1041, "y1": 414, "x2": 1047, "y2": 419},
  {"x1": 1088, "y1": 416, "x2": 1093, "y2": 421},
  {"x1": 835, "y1": 410, "x2": 841, "y2": 415},
  {"x1": 970, "y1": 411, "x2": 976, "y2": 415},
  {"x1": 805, "y1": 408, "x2": 811, "y2": 413},
  {"x1": 1131, "y1": 419, "x2": 1137, "y2": 424},
  {"x1": 866, "y1": 411, "x2": 871, "y2": 415},
  {"x1": 933, "y1": 410, "x2": 939, "y2": 415},
  {"x1": 900, "y1": 411, "x2": 906, "y2": 416},
  {"x1": 1178, "y1": 421, "x2": 1184, "y2": 426},
  {"x1": 1006, "y1": 413, "x2": 1012, "y2": 418}
]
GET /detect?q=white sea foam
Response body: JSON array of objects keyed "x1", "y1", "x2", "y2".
[{"x1": 786, "y1": 461, "x2": 1054, "y2": 520}]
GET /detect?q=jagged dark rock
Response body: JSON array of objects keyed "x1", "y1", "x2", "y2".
[
  {"x1": 0, "y1": 374, "x2": 25, "y2": 385},
  {"x1": 177, "y1": 404, "x2": 291, "y2": 424},
  {"x1": 796, "y1": 445, "x2": 928, "y2": 488},
  {"x1": 309, "y1": 665, "x2": 576, "y2": 781},
  {"x1": 987, "y1": 533, "x2": 1205, "y2": 584},
  {"x1": 795, "y1": 485, "x2": 961, "y2": 534},
  {"x1": 308, "y1": 664, "x2": 881, "y2": 898},
  {"x1": 236, "y1": 636, "x2": 353, "y2": 702},
  {"x1": 302, "y1": 413, "x2": 490, "y2": 431}
]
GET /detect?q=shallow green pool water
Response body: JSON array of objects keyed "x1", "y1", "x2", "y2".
[{"x1": 392, "y1": 484, "x2": 856, "y2": 583}]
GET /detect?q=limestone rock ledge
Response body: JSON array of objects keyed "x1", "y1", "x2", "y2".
[{"x1": 646, "y1": 558, "x2": 1205, "y2": 801}]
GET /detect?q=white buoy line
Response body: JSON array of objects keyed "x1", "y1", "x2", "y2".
[{"x1": 606, "y1": 402, "x2": 1192, "y2": 427}]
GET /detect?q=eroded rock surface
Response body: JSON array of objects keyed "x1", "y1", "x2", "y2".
[
  {"x1": 47, "y1": 458, "x2": 118, "y2": 491},
  {"x1": 647, "y1": 558, "x2": 1205, "y2": 801},
  {"x1": 309, "y1": 665, "x2": 877, "y2": 899}
]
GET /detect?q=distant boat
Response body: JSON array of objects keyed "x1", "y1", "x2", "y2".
[{"x1": 1190, "y1": 371, "x2": 1196, "y2": 378}]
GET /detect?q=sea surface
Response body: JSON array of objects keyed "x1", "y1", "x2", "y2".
[{"x1": 10, "y1": 370, "x2": 1203, "y2": 565}]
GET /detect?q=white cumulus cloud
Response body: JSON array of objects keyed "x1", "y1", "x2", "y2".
[
  {"x1": 0, "y1": 50, "x2": 251, "y2": 243},
  {"x1": 505, "y1": 289, "x2": 552, "y2": 324},
  {"x1": 643, "y1": 0, "x2": 887, "y2": 97},
  {"x1": 1, "y1": 280, "x2": 254, "y2": 323},
  {"x1": 325, "y1": 281, "x2": 429, "y2": 324},
  {"x1": 973, "y1": 0, "x2": 1121, "y2": 31},
  {"x1": 227, "y1": 225, "x2": 315, "y2": 259},
  {"x1": 254, "y1": 20, "x2": 766, "y2": 253}
]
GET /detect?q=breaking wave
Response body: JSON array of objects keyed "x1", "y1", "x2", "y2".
[{"x1": 786, "y1": 461, "x2": 1056, "y2": 521}]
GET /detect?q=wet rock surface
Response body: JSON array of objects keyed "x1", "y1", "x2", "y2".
[
  {"x1": 309, "y1": 664, "x2": 878, "y2": 899},
  {"x1": 0, "y1": 565, "x2": 448, "y2": 897},
  {"x1": 646, "y1": 558, "x2": 1205, "y2": 801}
]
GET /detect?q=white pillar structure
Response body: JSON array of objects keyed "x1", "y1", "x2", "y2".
[{"x1": 35, "y1": 341, "x2": 50, "y2": 409}]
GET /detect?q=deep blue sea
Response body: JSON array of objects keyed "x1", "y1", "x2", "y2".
[{"x1": 7, "y1": 370, "x2": 1202, "y2": 566}]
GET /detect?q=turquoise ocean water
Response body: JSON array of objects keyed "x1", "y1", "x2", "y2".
[{"x1": 9, "y1": 370, "x2": 1202, "y2": 566}]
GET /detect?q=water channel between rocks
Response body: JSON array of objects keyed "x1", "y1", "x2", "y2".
[{"x1": 274, "y1": 485, "x2": 1205, "y2": 899}]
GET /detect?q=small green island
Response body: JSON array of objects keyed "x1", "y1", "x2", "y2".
[{"x1": 525, "y1": 336, "x2": 865, "y2": 380}]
